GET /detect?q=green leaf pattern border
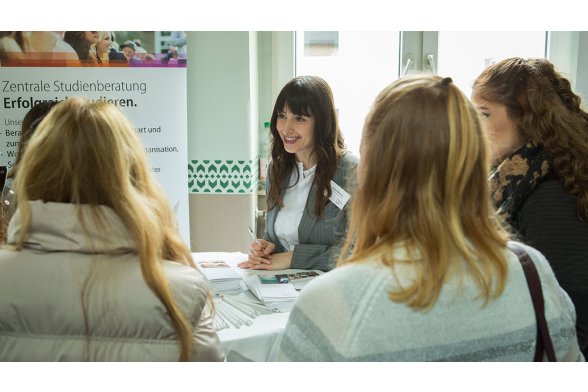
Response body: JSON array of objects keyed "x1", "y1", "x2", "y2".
[{"x1": 189, "y1": 159, "x2": 258, "y2": 194}]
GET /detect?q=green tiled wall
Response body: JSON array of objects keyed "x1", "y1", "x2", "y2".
[{"x1": 189, "y1": 159, "x2": 258, "y2": 194}]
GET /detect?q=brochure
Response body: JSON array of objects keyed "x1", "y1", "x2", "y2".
[{"x1": 195, "y1": 259, "x2": 243, "y2": 294}]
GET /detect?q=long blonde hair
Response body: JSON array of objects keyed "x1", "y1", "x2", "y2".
[
  {"x1": 14, "y1": 97, "x2": 196, "y2": 360},
  {"x1": 339, "y1": 74, "x2": 510, "y2": 310}
]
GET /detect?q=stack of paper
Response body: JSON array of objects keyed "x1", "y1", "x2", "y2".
[
  {"x1": 195, "y1": 259, "x2": 243, "y2": 294},
  {"x1": 211, "y1": 294, "x2": 276, "y2": 331},
  {"x1": 242, "y1": 273, "x2": 300, "y2": 313}
]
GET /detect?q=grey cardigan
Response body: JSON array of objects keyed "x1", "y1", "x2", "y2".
[{"x1": 264, "y1": 152, "x2": 358, "y2": 271}]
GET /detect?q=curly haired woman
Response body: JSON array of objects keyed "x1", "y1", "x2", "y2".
[{"x1": 472, "y1": 57, "x2": 588, "y2": 357}]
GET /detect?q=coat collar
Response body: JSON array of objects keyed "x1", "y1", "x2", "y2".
[{"x1": 7, "y1": 200, "x2": 137, "y2": 254}]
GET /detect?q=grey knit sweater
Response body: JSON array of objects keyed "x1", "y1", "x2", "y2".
[{"x1": 276, "y1": 241, "x2": 583, "y2": 361}]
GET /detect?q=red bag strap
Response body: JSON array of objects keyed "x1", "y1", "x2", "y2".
[{"x1": 508, "y1": 242, "x2": 557, "y2": 361}]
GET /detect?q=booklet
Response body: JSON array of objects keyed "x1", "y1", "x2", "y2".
[
  {"x1": 242, "y1": 270, "x2": 323, "y2": 312},
  {"x1": 195, "y1": 259, "x2": 243, "y2": 294},
  {"x1": 242, "y1": 273, "x2": 299, "y2": 312}
]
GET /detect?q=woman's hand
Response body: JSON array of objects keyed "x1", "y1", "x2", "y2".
[
  {"x1": 239, "y1": 251, "x2": 293, "y2": 271},
  {"x1": 238, "y1": 239, "x2": 275, "y2": 268}
]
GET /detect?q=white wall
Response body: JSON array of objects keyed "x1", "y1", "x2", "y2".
[
  {"x1": 548, "y1": 32, "x2": 579, "y2": 91},
  {"x1": 186, "y1": 32, "x2": 259, "y2": 252}
]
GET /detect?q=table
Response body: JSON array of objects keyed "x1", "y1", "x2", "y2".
[
  {"x1": 192, "y1": 252, "x2": 293, "y2": 362},
  {"x1": 216, "y1": 291, "x2": 290, "y2": 361}
]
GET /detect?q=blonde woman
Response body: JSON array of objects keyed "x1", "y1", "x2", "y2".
[
  {"x1": 0, "y1": 98, "x2": 224, "y2": 361},
  {"x1": 276, "y1": 75, "x2": 582, "y2": 361},
  {"x1": 95, "y1": 31, "x2": 112, "y2": 63}
]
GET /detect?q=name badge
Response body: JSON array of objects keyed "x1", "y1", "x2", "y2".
[{"x1": 328, "y1": 180, "x2": 351, "y2": 210}]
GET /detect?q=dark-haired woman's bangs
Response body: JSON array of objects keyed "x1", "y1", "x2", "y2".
[{"x1": 277, "y1": 86, "x2": 313, "y2": 117}]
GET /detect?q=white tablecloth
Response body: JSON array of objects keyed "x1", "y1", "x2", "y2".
[{"x1": 192, "y1": 252, "x2": 292, "y2": 362}]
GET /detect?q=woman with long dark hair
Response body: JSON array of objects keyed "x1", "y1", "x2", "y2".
[
  {"x1": 63, "y1": 31, "x2": 101, "y2": 63},
  {"x1": 239, "y1": 75, "x2": 358, "y2": 271}
]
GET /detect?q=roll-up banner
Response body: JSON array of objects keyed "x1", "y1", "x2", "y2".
[{"x1": 0, "y1": 31, "x2": 190, "y2": 244}]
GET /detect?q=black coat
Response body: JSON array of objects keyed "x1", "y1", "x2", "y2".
[{"x1": 517, "y1": 179, "x2": 588, "y2": 355}]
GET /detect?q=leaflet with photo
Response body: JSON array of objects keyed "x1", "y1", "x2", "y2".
[{"x1": 195, "y1": 259, "x2": 243, "y2": 294}]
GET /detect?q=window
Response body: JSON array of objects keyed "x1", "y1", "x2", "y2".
[
  {"x1": 294, "y1": 31, "x2": 550, "y2": 157},
  {"x1": 295, "y1": 31, "x2": 400, "y2": 156},
  {"x1": 437, "y1": 31, "x2": 546, "y2": 98}
]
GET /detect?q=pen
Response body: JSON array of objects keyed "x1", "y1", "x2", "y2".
[
  {"x1": 248, "y1": 226, "x2": 262, "y2": 247},
  {"x1": 248, "y1": 226, "x2": 269, "y2": 264}
]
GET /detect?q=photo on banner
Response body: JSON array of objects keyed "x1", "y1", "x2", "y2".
[{"x1": 0, "y1": 31, "x2": 190, "y2": 244}]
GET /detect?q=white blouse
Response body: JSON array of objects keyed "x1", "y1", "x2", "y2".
[{"x1": 274, "y1": 162, "x2": 316, "y2": 252}]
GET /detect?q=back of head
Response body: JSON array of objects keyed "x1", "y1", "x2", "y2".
[
  {"x1": 341, "y1": 74, "x2": 509, "y2": 309},
  {"x1": 13, "y1": 97, "x2": 184, "y2": 258},
  {"x1": 14, "y1": 97, "x2": 197, "y2": 360},
  {"x1": 358, "y1": 74, "x2": 493, "y2": 245},
  {"x1": 15, "y1": 97, "x2": 145, "y2": 208},
  {"x1": 473, "y1": 57, "x2": 588, "y2": 219}
]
